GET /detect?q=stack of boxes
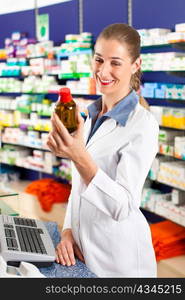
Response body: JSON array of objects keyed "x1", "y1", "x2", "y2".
[
  {"x1": 141, "y1": 82, "x2": 185, "y2": 100},
  {"x1": 150, "y1": 105, "x2": 185, "y2": 129},
  {"x1": 141, "y1": 52, "x2": 185, "y2": 71},
  {"x1": 138, "y1": 22, "x2": 185, "y2": 46},
  {"x1": 141, "y1": 182, "x2": 185, "y2": 226},
  {"x1": 158, "y1": 129, "x2": 184, "y2": 156}
]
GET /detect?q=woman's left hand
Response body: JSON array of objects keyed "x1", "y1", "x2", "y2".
[{"x1": 46, "y1": 108, "x2": 86, "y2": 161}]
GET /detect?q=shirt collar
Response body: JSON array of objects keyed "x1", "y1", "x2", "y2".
[{"x1": 87, "y1": 90, "x2": 139, "y2": 126}]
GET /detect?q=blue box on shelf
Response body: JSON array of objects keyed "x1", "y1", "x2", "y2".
[{"x1": 155, "y1": 88, "x2": 165, "y2": 98}]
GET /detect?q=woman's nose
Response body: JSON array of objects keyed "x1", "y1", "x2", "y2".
[{"x1": 99, "y1": 62, "x2": 111, "y2": 77}]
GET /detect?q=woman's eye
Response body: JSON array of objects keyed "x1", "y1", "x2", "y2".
[
  {"x1": 95, "y1": 58, "x2": 103, "y2": 63},
  {"x1": 111, "y1": 61, "x2": 121, "y2": 66}
]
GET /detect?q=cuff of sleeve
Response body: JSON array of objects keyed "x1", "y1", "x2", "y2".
[{"x1": 81, "y1": 168, "x2": 129, "y2": 221}]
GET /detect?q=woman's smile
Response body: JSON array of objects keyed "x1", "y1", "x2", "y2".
[{"x1": 98, "y1": 77, "x2": 115, "y2": 86}]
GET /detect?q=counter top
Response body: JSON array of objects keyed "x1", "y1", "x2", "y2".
[{"x1": 39, "y1": 222, "x2": 97, "y2": 278}]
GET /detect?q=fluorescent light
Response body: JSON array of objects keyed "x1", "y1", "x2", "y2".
[{"x1": 0, "y1": 0, "x2": 72, "y2": 15}]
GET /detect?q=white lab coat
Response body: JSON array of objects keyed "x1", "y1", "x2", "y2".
[{"x1": 62, "y1": 102, "x2": 159, "y2": 277}]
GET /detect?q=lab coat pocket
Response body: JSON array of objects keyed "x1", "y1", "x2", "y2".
[{"x1": 93, "y1": 208, "x2": 115, "y2": 234}]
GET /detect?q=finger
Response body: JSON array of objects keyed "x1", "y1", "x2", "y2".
[
  {"x1": 47, "y1": 141, "x2": 55, "y2": 153},
  {"x1": 55, "y1": 248, "x2": 66, "y2": 265},
  {"x1": 53, "y1": 113, "x2": 70, "y2": 141},
  {"x1": 56, "y1": 245, "x2": 66, "y2": 265},
  {"x1": 51, "y1": 111, "x2": 57, "y2": 128},
  {"x1": 74, "y1": 244, "x2": 85, "y2": 262},
  {"x1": 61, "y1": 244, "x2": 72, "y2": 266},
  {"x1": 47, "y1": 133, "x2": 58, "y2": 151},
  {"x1": 51, "y1": 113, "x2": 65, "y2": 135},
  {"x1": 51, "y1": 131, "x2": 65, "y2": 149},
  {"x1": 66, "y1": 243, "x2": 76, "y2": 265},
  {"x1": 46, "y1": 137, "x2": 55, "y2": 152}
]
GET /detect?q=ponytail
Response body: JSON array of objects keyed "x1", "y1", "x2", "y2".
[{"x1": 130, "y1": 69, "x2": 142, "y2": 91}]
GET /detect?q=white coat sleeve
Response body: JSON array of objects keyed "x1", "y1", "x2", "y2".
[
  {"x1": 62, "y1": 194, "x2": 72, "y2": 231},
  {"x1": 81, "y1": 115, "x2": 159, "y2": 222}
]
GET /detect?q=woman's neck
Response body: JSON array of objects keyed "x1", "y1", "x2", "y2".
[{"x1": 101, "y1": 89, "x2": 132, "y2": 114}]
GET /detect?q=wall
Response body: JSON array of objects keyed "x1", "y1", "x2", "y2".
[
  {"x1": 0, "y1": 9, "x2": 35, "y2": 47},
  {"x1": 132, "y1": 0, "x2": 185, "y2": 30},
  {"x1": 83, "y1": 0, "x2": 128, "y2": 41},
  {"x1": 0, "y1": 0, "x2": 185, "y2": 46},
  {"x1": 0, "y1": 0, "x2": 79, "y2": 47},
  {"x1": 39, "y1": 0, "x2": 79, "y2": 45}
]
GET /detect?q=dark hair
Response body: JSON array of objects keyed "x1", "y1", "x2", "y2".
[{"x1": 96, "y1": 23, "x2": 141, "y2": 91}]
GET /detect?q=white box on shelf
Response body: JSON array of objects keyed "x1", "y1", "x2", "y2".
[{"x1": 171, "y1": 189, "x2": 185, "y2": 206}]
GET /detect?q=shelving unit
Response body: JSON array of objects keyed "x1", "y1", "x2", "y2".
[
  {"x1": 0, "y1": 36, "x2": 98, "y2": 186},
  {"x1": 141, "y1": 41, "x2": 185, "y2": 50},
  {"x1": 141, "y1": 41, "x2": 185, "y2": 227}
]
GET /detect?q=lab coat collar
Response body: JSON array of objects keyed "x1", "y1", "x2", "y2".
[
  {"x1": 85, "y1": 90, "x2": 139, "y2": 148},
  {"x1": 87, "y1": 90, "x2": 139, "y2": 127}
]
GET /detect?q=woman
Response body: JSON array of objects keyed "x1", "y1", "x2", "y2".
[{"x1": 47, "y1": 23, "x2": 159, "y2": 277}]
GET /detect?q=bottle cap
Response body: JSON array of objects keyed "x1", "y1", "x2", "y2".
[{"x1": 59, "y1": 87, "x2": 73, "y2": 103}]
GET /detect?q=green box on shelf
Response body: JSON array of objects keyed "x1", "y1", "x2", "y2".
[
  {"x1": 58, "y1": 72, "x2": 91, "y2": 79},
  {"x1": 58, "y1": 73, "x2": 76, "y2": 79},
  {"x1": 17, "y1": 107, "x2": 31, "y2": 113}
]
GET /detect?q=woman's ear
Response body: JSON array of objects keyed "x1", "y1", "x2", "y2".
[{"x1": 132, "y1": 56, "x2": 142, "y2": 74}]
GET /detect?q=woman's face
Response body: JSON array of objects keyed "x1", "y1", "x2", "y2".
[{"x1": 92, "y1": 38, "x2": 141, "y2": 98}]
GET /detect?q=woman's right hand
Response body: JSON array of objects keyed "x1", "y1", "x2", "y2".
[{"x1": 55, "y1": 228, "x2": 85, "y2": 266}]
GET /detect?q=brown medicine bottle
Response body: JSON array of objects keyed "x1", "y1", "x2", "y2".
[{"x1": 55, "y1": 87, "x2": 77, "y2": 133}]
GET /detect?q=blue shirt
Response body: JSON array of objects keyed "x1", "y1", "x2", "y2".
[{"x1": 87, "y1": 90, "x2": 139, "y2": 143}]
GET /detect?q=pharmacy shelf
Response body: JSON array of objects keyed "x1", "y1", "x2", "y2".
[
  {"x1": 157, "y1": 152, "x2": 185, "y2": 161},
  {"x1": 0, "y1": 92, "x2": 42, "y2": 96},
  {"x1": 141, "y1": 43, "x2": 170, "y2": 49},
  {"x1": 167, "y1": 71, "x2": 185, "y2": 78},
  {"x1": 141, "y1": 205, "x2": 185, "y2": 228},
  {"x1": 0, "y1": 161, "x2": 70, "y2": 184},
  {"x1": 146, "y1": 98, "x2": 185, "y2": 108},
  {"x1": 57, "y1": 49, "x2": 93, "y2": 59},
  {"x1": 0, "y1": 75, "x2": 23, "y2": 79},
  {"x1": 159, "y1": 125, "x2": 185, "y2": 131},
  {"x1": 149, "y1": 177, "x2": 185, "y2": 192},
  {"x1": 4, "y1": 126, "x2": 50, "y2": 132},
  {"x1": 0, "y1": 109, "x2": 51, "y2": 116},
  {"x1": 1, "y1": 141, "x2": 50, "y2": 152},
  {"x1": 0, "y1": 161, "x2": 52, "y2": 175},
  {"x1": 26, "y1": 56, "x2": 47, "y2": 59},
  {"x1": 1, "y1": 125, "x2": 50, "y2": 132},
  {"x1": 0, "y1": 56, "x2": 47, "y2": 61},
  {"x1": 0, "y1": 92, "x2": 99, "y2": 100},
  {"x1": 0, "y1": 74, "x2": 46, "y2": 80},
  {"x1": 146, "y1": 97, "x2": 185, "y2": 102},
  {"x1": 142, "y1": 71, "x2": 185, "y2": 76},
  {"x1": 141, "y1": 41, "x2": 185, "y2": 50}
]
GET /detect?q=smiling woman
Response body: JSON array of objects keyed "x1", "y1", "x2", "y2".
[
  {"x1": 92, "y1": 38, "x2": 141, "y2": 111},
  {"x1": 47, "y1": 23, "x2": 159, "y2": 278},
  {"x1": 92, "y1": 23, "x2": 141, "y2": 111}
]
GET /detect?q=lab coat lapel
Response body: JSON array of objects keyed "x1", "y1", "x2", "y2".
[
  {"x1": 83, "y1": 115, "x2": 92, "y2": 144},
  {"x1": 86, "y1": 118, "x2": 117, "y2": 149}
]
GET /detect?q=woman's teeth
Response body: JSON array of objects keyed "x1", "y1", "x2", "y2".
[{"x1": 100, "y1": 79, "x2": 114, "y2": 85}]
